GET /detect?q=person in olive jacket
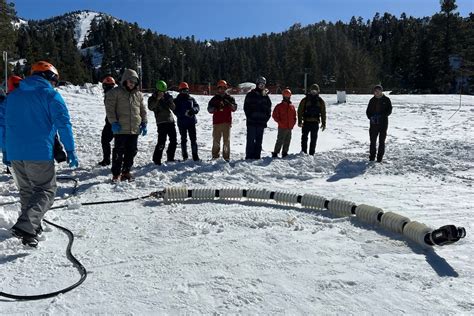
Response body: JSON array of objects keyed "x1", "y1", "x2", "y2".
[
  {"x1": 207, "y1": 80, "x2": 237, "y2": 161},
  {"x1": 105, "y1": 68, "x2": 147, "y2": 181},
  {"x1": 173, "y1": 82, "x2": 200, "y2": 161},
  {"x1": 148, "y1": 80, "x2": 177, "y2": 165},
  {"x1": 366, "y1": 84, "x2": 392, "y2": 162},
  {"x1": 244, "y1": 76, "x2": 272, "y2": 159},
  {"x1": 297, "y1": 83, "x2": 326, "y2": 155}
]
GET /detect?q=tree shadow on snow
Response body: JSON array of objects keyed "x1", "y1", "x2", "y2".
[{"x1": 326, "y1": 159, "x2": 371, "y2": 182}]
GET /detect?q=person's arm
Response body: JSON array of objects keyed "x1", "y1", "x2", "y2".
[
  {"x1": 48, "y1": 91, "x2": 75, "y2": 152},
  {"x1": 208, "y1": 96, "x2": 217, "y2": 114},
  {"x1": 264, "y1": 97, "x2": 272, "y2": 122},
  {"x1": 366, "y1": 98, "x2": 374, "y2": 119},
  {"x1": 224, "y1": 95, "x2": 237, "y2": 111},
  {"x1": 385, "y1": 97, "x2": 392, "y2": 117},
  {"x1": 0, "y1": 101, "x2": 5, "y2": 150},
  {"x1": 320, "y1": 99, "x2": 326, "y2": 127},
  {"x1": 192, "y1": 98, "x2": 200, "y2": 114},
  {"x1": 139, "y1": 93, "x2": 147, "y2": 124},
  {"x1": 272, "y1": 104, "x2": 280, "y2": 123},
  {"x1": 147, "y1": 93, "x2": 158, "y2": 111},
  {"x1": 297, "y1": 99, "x2": 305, "y2": 126}
]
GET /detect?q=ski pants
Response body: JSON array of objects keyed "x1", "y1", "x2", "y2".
[
  {"x1": 301, "y1": 122, "x2": 319, "y2": 155},
  {"x1": 153, "y1": 122, "x2": 177, "y2": 163},
  {"x1": 111, "y1": 134, "x2": 138, "y2": 176},
  {"x1": 11, "y1": 160, "x2": 57, "y2": 236},
  {"x1": 274, "y1": 128, "x2": 292, "y2": 156},
  {"x1": 369, "y1": 123, "x2": 388, "y2": 161},
  {"x1": 101, "y1": 118, "x2": 114, "y2": 162},
  {"x1": 245, "y1": 125, "x2": 265, "y2": 159},
  {"x1": 212, "y1": 123, "x2": 231, "y2": 160},
  {"x1": 178, "y1": 125, "x2": 199, "y2": 161}
]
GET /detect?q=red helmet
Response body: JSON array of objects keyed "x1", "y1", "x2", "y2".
[
  {"x1": 102, "y1": 76, "x2": 116, "y2": 85},
  {"x1": 31, "y1": 61, "x2": 59, "y2": 83},
  {"x1": 217, "y1": 80, "x2": 228, "y2": 88},
  {"x1": 178, "y1": 82, "x2": 189, "y2": 90},
  {"x1": 7, "y1": 75, "x2": 23, "y2": 93},
  {"x1": 282, "y1": 88, "x2": 292, "y2": 98}
]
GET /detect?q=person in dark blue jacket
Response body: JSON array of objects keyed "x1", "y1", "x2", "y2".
[
  {"x1": 244, "y1": 76, "x2": 272, "y2": 159},
  {"x1": 173, "y1": 82, "x2": 200, "y2": 161},
  {"x1": 1, "y1": 61, "x2": 78, "y2": 247}
]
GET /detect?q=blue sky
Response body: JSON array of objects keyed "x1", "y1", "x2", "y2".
[{"x1": 11, "y1": 0, "x2": 474, "y2": 40}]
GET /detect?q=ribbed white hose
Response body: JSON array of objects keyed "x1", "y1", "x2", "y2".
[
  {"x1": 219, "y1": 188, "x2": 244, "y2": 200},
  {"x1": 300, "y1": 194, "x2": 327, "y2": 210},
  {"x1": 192, "y1": 188, "x2": 215, "y2": 200},
  {"x1": 164, "y1": 186, "x2": 188, "y2": 203},
  {"x1": 381, "y1": 212, "x2": 410, "y2": 234},
  {"x1": 246, "y1": 188, "x2": 272, "y2": 200},
  {"x1": 273, "y1": 191, "x2": 300, "y2": 205},
  {"x1": 327, "y1": 199, "x2": 355, "y2": 217},
  {"x1": 355, "y1": 204, "x2": 383, "y2": 225},
  {"x1": 403, "y1": 221, "x2": 433, "y2": 246}
]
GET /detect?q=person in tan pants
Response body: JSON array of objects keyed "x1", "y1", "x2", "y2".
[{"x1": 207, "y1": 80, "x2": 237, "y2": 161}]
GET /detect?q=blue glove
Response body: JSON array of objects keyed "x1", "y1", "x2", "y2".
[
  {"x1": 111, "y1": 122, "x2": 121, "y2": 134},
  {"x1": 139, "y1": 122, "x2": 147, "y2": 136},
  {"x1": 66, "y1": 151, "x2": 79, "y2": 168}
]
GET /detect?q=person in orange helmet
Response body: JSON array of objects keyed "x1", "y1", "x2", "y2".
[{"x1": 272, "y1": 89, "x2": 297, "y2": 158}]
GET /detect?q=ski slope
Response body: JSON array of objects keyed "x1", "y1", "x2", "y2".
[{"x1": 0, "y1": 86, "x2": 473, "y2": 314}]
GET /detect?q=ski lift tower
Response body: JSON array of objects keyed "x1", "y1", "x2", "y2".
[{"x1": 303, "y1": 68, "x2": 311, "y2": 94}]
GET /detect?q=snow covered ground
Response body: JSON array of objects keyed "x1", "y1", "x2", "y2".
[{"x1": 0, "y1": 86, "x2": 473, "y2": 314}]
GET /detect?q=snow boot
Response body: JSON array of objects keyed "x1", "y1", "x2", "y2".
[
  {"x1": 112, "y1": 174, "x2": 121, "y2": 183},
  {"x1": 120, "y1": 171, "x2": 133, "y2": 182},
  {"x1": 22, "y1": 235, "x2": 39, "y2": 248},
  {"x1": 272, "y1": 152, "x2": 278, "y2": 158}
]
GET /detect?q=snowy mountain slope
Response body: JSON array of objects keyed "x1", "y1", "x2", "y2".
[
  {"x1": 74, "y1": 11, "x2": 101, "y2": 49},
  {"x1": 0, "y1": 88, "x2": 472, "y2": 314}
]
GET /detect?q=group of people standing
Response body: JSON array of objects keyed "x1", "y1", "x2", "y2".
[{"x1": 0, "y1": 61, "x2": 392, "y2": 247}]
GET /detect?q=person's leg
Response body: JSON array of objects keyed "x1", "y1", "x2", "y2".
[
  {"x1": 212, "y1": 124, "x2": 221, "y2": 159},
  {"x1": 301, "y1": 124, "x2": 310, "y2": 154},
  {"x1": 377, "y1": 125, "x2": 388, "y2": 162},
  {"x1": 179, "y1": 126, "x2": 188, "y2": 160},
  {"x1": 222, "y1": 124, "x2": 231, "y2": 161},
  {"x1": 100, "y1": 120, "x2": 114, "y2": 164},
  {"x1": 111, "y1": 135, "x2": 126, "y2": 177},
  {"x1": 282, "y1": 129, "x2": 292, "y2": 157},
  {"x1": 12, "y1": 161, "x2": 56, "y2": 236},
  {"x1": 309, "y1": 123, "x2": 319, "y2": 155},
  {"x1": 122, "y1": 135, "x2": 138, "y2": 173},
  {"x1": 167, "y1": 124, "x2": 178, "y2": 161},
  {"x1": 369, "y1": 125, "x2": 379, "y2": 161},
  {"x1": 273, "y1": 128, "x2": 285, "y2": 156},
  {"x1": 153, "y1": 124, "x2": 167, "y2": 164},
  {"x1": 245, "y1": 126, "x2": 256, "y2": 159},
  {"x1": 255, "y1": 127, "x2": 265, "y2": 159},
  {"x1": 189, "y1": 125, "x2": 199, "y2": 161}
]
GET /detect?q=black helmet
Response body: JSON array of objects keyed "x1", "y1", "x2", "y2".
[{"x1": 256, "y1": 76, "x2": 266, "y2": 85}]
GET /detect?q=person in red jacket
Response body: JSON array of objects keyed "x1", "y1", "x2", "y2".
[
  {"x1": 272, "y1": 89, "x2": 297, "y2": 158},
  {"x1": 207, "y1": 80, "x2": 237, "y2": 161}
]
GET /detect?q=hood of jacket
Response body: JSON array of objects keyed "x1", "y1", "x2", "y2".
[
  {"x1": 120, "y1": 69, "x2": 139, "y2": 85},
  {"x1": 18, "y1": 75, "x2": 53, "y2": 91}
]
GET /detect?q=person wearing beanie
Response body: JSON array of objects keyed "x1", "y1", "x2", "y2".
[
  {"x1": 244, "y1": 76, "x2": 272, "y2": 159},
  {"x1": 297, "y1": 83, "x2": 326, "y2": 155},
  {"x1": 366, "y1": 84, "x2": 392, "y2": 162},
  {"x1": 272, "y1": 89, "x2": 296, "y2": 158}
]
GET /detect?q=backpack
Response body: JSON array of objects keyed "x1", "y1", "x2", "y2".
[{"x1": 304, "y1": 96, "x2": 321, "y2": 119}]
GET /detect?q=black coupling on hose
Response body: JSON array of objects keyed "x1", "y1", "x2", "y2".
[{"x1": 425, "y1": 225, "x2": 466, "y2": 246}]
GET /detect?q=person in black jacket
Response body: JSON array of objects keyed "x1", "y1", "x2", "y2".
[
  {"x1": 244, "y1": 76, "x2": 272, "y2": 159},
  {"x1": 366, "y1": 85, "x2": 392, "y2": 162},
  {"x1": 173, "y1": 82, "x2": 200, "y2": 161}
]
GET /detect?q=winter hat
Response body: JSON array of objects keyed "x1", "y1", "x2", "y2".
[
  {"x1": 310, "y1": 84, "x2": 320, "y2": 93},
  {"x1": 373, "y1": 84, "x2": 383, "y2": 91}
]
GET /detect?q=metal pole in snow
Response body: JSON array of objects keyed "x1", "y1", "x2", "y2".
[{"x1": 3, "y1": 51, "x2": 7, "y2": 93}]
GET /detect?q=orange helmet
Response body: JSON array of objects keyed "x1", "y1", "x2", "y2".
[
  {"x1": 217, "y1": 80, "x2": 228, "y2": 88},
  {"x1": 7, "y1": 75, "x2": 23, "y2": 93},
  {"x1": 282, "y1": 88, "x2": 292, "y2": 98},
  {"x1": 178, "y1": 82, "x2": 189, "y2": 90},
  {"x1": 31, "y1": 61, "x2": 59, "y2": 83},
  {"x1": 102, "y1": 76, "x2": 116, "y2": 85}
]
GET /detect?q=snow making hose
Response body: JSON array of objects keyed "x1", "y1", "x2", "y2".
[{"x1": 160, "y1": 186, "x2": 466, "y2": 247}]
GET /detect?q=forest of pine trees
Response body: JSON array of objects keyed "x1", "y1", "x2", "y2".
[{"x1": 1, "y1": 0, "x2": 473, "y2": 94}]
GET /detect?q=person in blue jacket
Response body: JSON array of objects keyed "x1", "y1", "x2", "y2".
[
  {"x1": 0, "y1": 89, "x2": 7, "y2": 170},
  {"x1": 173, "y1": 82, "x2": 200, "y2": 161},
  {"x1": 1, "y1": 61, "x2": 78, "y2": 247},
  {"x1": 244, "y1": 76, "x2": 272, "y2": 159}
]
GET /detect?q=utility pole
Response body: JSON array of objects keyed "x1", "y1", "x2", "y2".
[
  {"x1": 303, "y1": 68, "x2": 311, "y2": 94},
  {"x1": 3, "y1": 51, "x2": 8, "y2": 93}
]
